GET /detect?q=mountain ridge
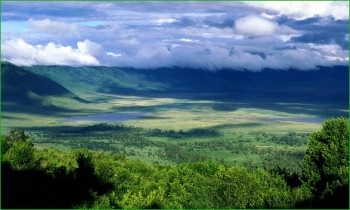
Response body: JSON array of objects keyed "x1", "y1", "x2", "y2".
[
  {"x1": 1, "y1": 62, "x2": 86, "y2": 107},
  {"x1": 20, "y1": 64, "x2": 348, "y2": 102},
  {"x1": 2, "y1": 62, "x2": 348, "y2": 107}
]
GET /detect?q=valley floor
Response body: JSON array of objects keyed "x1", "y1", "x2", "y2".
[{"x1": 3, "y1": 92, "x2": 346, "y2": 172}]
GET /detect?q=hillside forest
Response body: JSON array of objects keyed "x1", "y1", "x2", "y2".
[{"x1": 1, "y1": 118, "x2": 349, "y2": 209}]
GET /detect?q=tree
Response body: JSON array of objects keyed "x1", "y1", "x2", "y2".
[
  {"x1": 1, "y1": 135, "x2": 13, "y2": 155},
  {"x1": 2, "y1": 130, "x2": 29, "y2": 155},
  {"x1": 5, "y1": 130, "x2": 29, "y2": 142},
  {"x1": 301, "y1": 117, "x2": 349, "y2": 207},
  {"x1": 3, "y1": 141, "x2": 37, "y2": 169}
]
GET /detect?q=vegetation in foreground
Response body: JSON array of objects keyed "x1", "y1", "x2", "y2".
[
  {"x1": 29, "y1": 123, "x2": 310, "y2": 172},
  {"x1": 1, "y1": 118, "x2": 348, "y2": 209}
]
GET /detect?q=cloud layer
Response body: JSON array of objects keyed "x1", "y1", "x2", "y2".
[
  {"x1": 234, "y1": 16, "x2": 277, "y2": 37},
  {"x1": 2, "y1": 39, "x2": 100, "y2": 66},
  {"x1": 1, "y1": 2, "x2": 349, "y2": 70}
]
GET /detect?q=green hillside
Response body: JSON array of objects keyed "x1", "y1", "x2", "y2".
[
  {"x1": 24, "y1": 65, "x2": 349, "y2": 105},
  {"x1": 1, "y1": 62, "x2": 86, "y2": 113},
  {"x1": 22, "y1": 64, "x2": 348, "y2": 119},
  {"x1": 24, "y1": 65, "x2": 167, "y2": 97},
  {"x1": 1, "y1": 62, "x2": 348, "y2": 169}
]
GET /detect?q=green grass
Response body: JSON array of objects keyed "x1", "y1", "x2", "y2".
[
  {"x1": 2, "y1": 93, "x2": 322, "y2": 134},
  {"x1": 2, "y1": 63, "x2": 346, "y2": 176},
  {"x1": 2, "y1": 91, "x2": 326, "y2": 172}
]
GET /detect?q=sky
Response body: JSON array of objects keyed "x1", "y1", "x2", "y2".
[{"x1": 1, "y1": 1, "x2": 349, "y2": 71}]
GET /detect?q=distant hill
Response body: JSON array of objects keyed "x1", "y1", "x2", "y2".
[
  {"x1": 136, "y1": 66, "x2": 348, "y2": 95},
  {"x1": 2, "y1": 62, "x2": 348, "y2": 115},
  {"x1": 1, "y1": 62, "x2": 85, "y2": 106},
  {"x1": 24, "y1": 65, "x2": 349, "y2": 105},
  {"x1": 24, "y1": 65, "x2": 166, "y2": 96}
]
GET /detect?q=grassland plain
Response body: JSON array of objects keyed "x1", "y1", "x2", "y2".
[
  {"x1": 2, "y1": 93, "x2": 321, "y2": 172},
  {"x1": 2, "y1": 63, "x2": 348, "y2": 172}
]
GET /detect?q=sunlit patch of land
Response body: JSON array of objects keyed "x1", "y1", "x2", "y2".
[
  {"x1": 2, "y1": 87, "x2": 342, "y2": 172},
  {"x1": 2, "y1": 94, "x2": 323, "y2": 133}
]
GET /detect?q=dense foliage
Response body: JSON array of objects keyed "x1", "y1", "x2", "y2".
[
  {"x1": 1, "y1": 118, "x2": 348, "y2": 208},
  {"x1": 301, "y1": 117, "x2": 349, "y2": 207},
  {"x1": 31, "y1": 123, "x2": 309, "y2": 172}
]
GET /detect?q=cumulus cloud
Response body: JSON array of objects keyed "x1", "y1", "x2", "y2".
[
  {"x1": 1, "y1": 2, "x2": 348, "y2": 71},
  {"x1": 179, "y1": 38, "x2": 201, "y2": 43},
  {"x1": 233, "y1": 15, "x2": 299, "y2": 41},
  {"x1": 106, "y1": 52, "x2": 122, "y2": 57},
  {"x1": 307, "y1": 43, "x2": 349, "y2": 62},
  {"x1": 2, "y1": 38, "x2": 100, "y2": 66},
  {"x1": 234, "y1": 15, "x2": 277, "y2": 37},
  {"x1": 154, "y1": 18, "x2": 177, "y2": 25},
  {"x1": 100, "y1": 39, "x2": 347, "y2": 71},
  {"x1": 28, "y1": 18, "x2": 78, "y2": 34},
  {"x1": 244, "y1": 1, "x2": 349, "y2": 20},
  {"x1": 1, "y1": 38, "x2": 37, "y2": 66},
  {"x1": 77, "y1": 39, "x2": 103, "y2": 58}
]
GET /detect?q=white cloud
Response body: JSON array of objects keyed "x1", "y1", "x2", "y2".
[
  {"x1": 77, "y1": 39, "x2": 103, "y2": 57},
  {"x1": 28, "y1": 18, "x2": 78, "y2": 34},
  {"x1": 259, "y1": 12, "x2": 275, "y2": 20},
  {"x1": 1, "y1": 38, "x2": 37, "y2": 66},
  {"x1": 154, "y1": 18, "x2": 177, "y2": 25},
  {"x1": 307, "y1": 43, "x2": 349, "y2": 62},
  {"x1": 106, "y1": 52, "x2": 122, "y2": 57},
  {"x1": 102, "y1": 38, "x2": 347, "y2": 71},
  {"x1": 2, "y1": 2, "x2": 348, "y2": 71},
  {"x1": 276, "y1": 35, "x2": 293, "y2": 42},
  {"x1": 179, "y1": 38, "x2": 201, "y2": 43},
  {"x1": 244, "y1": 2, "x2": 349, "y2": 20},
  {"x1": 233, "y1": 15, "x2": 300, "y2": 41},
  {"x1": 178, "y1": 26, "x2": 234, "y2": 39},
  {"x1": 1, "y1": 38, "x2": 100, "y2": 66},
  {"x1": 234, "y1": 16, "x2": 277, "y2": 37},
  {"x1": 3, "y1": 37, "x2": 346, "y2": 71}
]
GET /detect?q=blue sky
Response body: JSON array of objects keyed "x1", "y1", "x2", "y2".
[{"x1": 1, "y1": 1, "x2": 349, "y2": 70}]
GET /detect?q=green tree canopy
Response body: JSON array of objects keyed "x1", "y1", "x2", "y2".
[
  {"x1": 301, "y1": 117, "x2": 349, "y2": 206},
  {"x1": 5, "y1": 130, "x2": 29, "y2": 142},
  {"x1": 2, "y1": 130, "x2": 29, "y2": 155},
  {"x1": 3, "y1": 140, "x2": 37, "y2": 170}
]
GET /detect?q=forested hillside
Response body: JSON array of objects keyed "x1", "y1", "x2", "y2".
[
  {"x1": 2, "y1": 118, "x2": 348, "y2": 209},
  {"x1": 20, "y1": 64, "x2": 348, "y2": 122},
  {"x1": 24, "y1": 65, "x2": 349, "y2": 104},
  {"x1": 1, "y1": 62, "x2": 87, "y2": 115},
  {"x1": 1, "y1": 62, "x2": 84, "y2": 104},
  {"x1": 2, "y1": 62, "x2": 347, "y2": 119}
]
